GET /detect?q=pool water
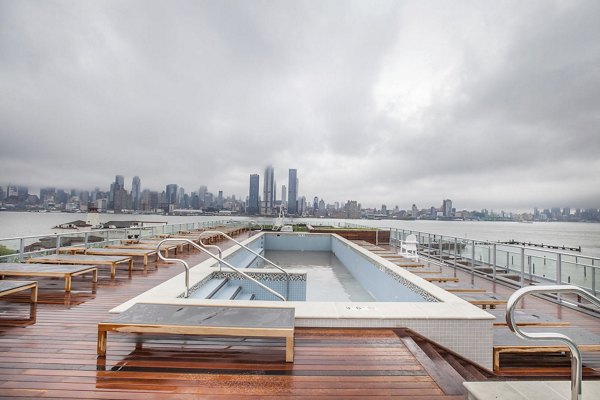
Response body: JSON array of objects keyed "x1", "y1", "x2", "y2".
[{"x1": 263, "y1": 250, "x2": 375, "y2": 302}]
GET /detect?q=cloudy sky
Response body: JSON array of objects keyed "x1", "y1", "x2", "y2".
[{"x1": 1, "y1": 0, "x2": 599, "y2": 211}]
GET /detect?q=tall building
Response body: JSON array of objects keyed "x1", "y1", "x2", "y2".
[
  {"x1": 248, "y1": 174, "x2": 260, "y2": 214},
  {"x1": 281, "y1": 185, "x2": 287, "y2": 205},
  {"x1": 198, "y1": 186, "x2": 207, "y2": 208},
  {"x1": 109, "y1": 175, "x2": 125, "y2": 210},
  {"x1": 262, "y1": 165, "x2": 275, "y2": 215},
  {"x1": 287, "y1": 169, "x2": 298, "y2": 214},
  {"x1": 443, "y1": 199, "x2": 453, "y2": 217},
  {"x1": 166, "y1": 184, "x2": 178, "y2": 205},
  {"x1": 131, "y1": 176, "x2": 141, "y2": 210},
  {"x1": 217, "y1": 190, "x2": 224, "y2": 209}
]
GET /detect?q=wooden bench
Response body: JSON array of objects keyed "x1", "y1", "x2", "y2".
[
  {"x1": 422, "y1": 275, "x2": 460, "y2": 283},
  {"x1": 59, "y1": 247, "x2": 158, "y2": 267},
  {"x1": 0, "y1": 280, "x2": 38, "y2": 302},
  {"x1": 98, "y1": 304, "x2": 295, "y2": 362},
  {"x1": 486, "y1": 309, "x2": 570, "y2": 327},
  {"x1": 27, "y1": 254, "x2": 132, "y2": 279},
  {"x1": 493, "y1": 326, "x2": 600, "y2": 371},
  {"x1": 455, "y1": 292, "x2": 509, "y2": 309},
  {"x1": 106, "y1": 244, "x2": 177, "y2": 257},
  {"x1": 0, "y1": 263, "x2": 97, "y2": 291},
  {"x1": 435, "y1": 282, "x2": 487, "y2": 293}
]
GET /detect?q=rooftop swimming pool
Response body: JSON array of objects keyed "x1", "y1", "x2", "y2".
[
  {"x1": 185, "y1": 234, "x2": 438, "y2": 302},
  {"x1": 114, "y1": 232, "x2": 495, "y2": 370}
]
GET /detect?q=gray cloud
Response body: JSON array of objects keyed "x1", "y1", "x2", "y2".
[{"x1": 1, "y1": 0, "x2": 599, "y2": 211}]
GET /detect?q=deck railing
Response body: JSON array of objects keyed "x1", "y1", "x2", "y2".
[
  {"x1": 344, "y1": 223, "x2": 600, "y2": 302},
  {"x1": 0, "y1": 220, "x2": 243, "y2": 263},
  {"x1": 506, "y1": 285, "x2": 600, "y2": 400}
]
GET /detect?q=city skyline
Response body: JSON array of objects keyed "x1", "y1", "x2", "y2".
[
  {"x1": 1, "y1": 172, "x2": 597, "y2": 217},
  {"x1": 1, "y1": 2, "x2": 599, "y2": 210}
]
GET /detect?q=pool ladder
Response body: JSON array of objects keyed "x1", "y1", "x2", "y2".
[
  {"x1": 506, "y1": 285, "x2": 600, "y2": 400},
  {"x1": 156, "y1": 237, "x2": 287, "y2": 301}
]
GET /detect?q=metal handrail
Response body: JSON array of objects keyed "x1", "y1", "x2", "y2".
[
  {"x1": 506, "y1": 285, "x2": 600, "y2": 400},
  {"x1": 156, "y1": 238, "x2": 286, "y2": 302},
  {"x1": 156, "y1": 239, "x2": 191, "y2": 298},
  {"x1": 198, "y1": 230, "x2": 290, "y2": 300}
]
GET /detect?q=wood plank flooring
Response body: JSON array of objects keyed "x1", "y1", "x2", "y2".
[{"x1": 0, "y1": 233, "x2": 465, "y2": 399}]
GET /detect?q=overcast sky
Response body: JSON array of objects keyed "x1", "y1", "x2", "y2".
[{"x1": 1, "y1": 0, "x2": 599, "y2": 211}]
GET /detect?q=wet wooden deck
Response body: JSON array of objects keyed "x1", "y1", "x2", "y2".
[{"x1": 0, "y1": 233, "x2": 468, "y2": 399}]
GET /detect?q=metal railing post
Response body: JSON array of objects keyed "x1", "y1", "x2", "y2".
[
  {"x1": 85, "y1": 232, "x2": 89, "y2": 248},
  {"x1": 19, "y1": 238, "x2": 24, "y2": 262},
  {"x1": 471, "y1": 239, "x2": 475, "y2": 285},
  {"x1": 557, "y1": 253, "x2": 562, "y2": 302},
  {"x1": 492, "y1": 243, "x2": 497, "y2": 282},
  {"x1": 428, "y1": 233, "x2": 431, "y2": 258},
  {"x1": 520, "y1": 247, "x2": 525, "y2": 287},
  {"x1": 593, "y1": 260, "x2": 596, "y2": 296}
]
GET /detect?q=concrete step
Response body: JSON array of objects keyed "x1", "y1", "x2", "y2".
[
  {"x1": 187, "y1": 278, "x2": 227, "y2": 299},
  {"x1": 211, "y1": 284, "x2": 242, "y2": 300},
  {"x1": 235, "y1": 292, "x2": 255, "y2": 301}
]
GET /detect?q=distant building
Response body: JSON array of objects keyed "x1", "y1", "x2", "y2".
[
  {"x1": 281, "y1": 185, "x2": 287, "y2": 206},
  {"x1": 262, "y1": 165, "x2": 275, "y2": 215},
  {"x1": 248, "y1": 174, "x2": 260, "y2": 214},
  {"x1": 131, "y1": 176, "x2": 141, "y2": 210},
  {"x1": 287, "y1": 169, "x2": 298, "y2": 214},
  {"x1": 443, "y1": 199, "x2": 453, "y2": 217},
  {"x1": 166, "y1": 184, "x2": 178, "y2": 205}
]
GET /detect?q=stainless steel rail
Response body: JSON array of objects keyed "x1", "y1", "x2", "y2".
[
  {"x1": 198, "y1": 230, "x2": 290, "y2": 300},
  {"x1": 506, "y1": 285, "x2": 600, "y2": 400},
  {"x1": 156, "y1": 238, "x2": 286, "y2": 301},
  {"x1": 156, "y1": 239, "x2": 191, "y2": 298}
]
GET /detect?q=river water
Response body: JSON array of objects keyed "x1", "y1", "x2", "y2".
[{"x1": 1, "y1": 211, "x2": 599, "y2": 258}]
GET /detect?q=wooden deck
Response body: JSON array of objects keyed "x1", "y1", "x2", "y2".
[{"x1": 0, "y1": 232, "x2": 472, "y2": 399}]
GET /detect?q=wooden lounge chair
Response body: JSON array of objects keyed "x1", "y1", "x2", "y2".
[
  {"x1": 98, "y1": 304, "x2": 295, "y2": 362},
  {"x1": 455, "y1": 292, "x2": 508, "y2": 309},
  {"x1": 486, "y1": 309, "x2": 570, "y2": 327},
  {"x1": 0, "y1": 263, "x2": 97, "y2": 291},
  {"x1": 27, "y1": 254, "x2": 132, "y2": 278},
  {"x1": 493, "y1": 326, "x2": 600, "y2": 371},
  {"x1": 435, "y1": 283, "x2": 487, "y2": 293},
  {"x1": 422, "y1": 275, "x2": 459, "y2": 283},
  {"x1": 106, "y1": 243, "x2": 177, "y2": 257},
  {"x1": 0, "y1": 280, "x2": 38, "y2": 303}
]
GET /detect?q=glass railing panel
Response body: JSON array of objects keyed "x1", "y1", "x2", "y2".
[{"x1": 0, "y1": 238, "x2": 21, "y2": 263}]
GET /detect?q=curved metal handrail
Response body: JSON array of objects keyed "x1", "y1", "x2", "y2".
[
  {"x1": 156, "y1": 240, "x2": 191, "y2": 298},
  {"x1": 506, "y1": 285, "x2": 600, "y2": 400},
  {"x1": 198, "y1": 230, "x2": 289, "y2": 300},
  {"x1": 157, "y1": 238, "x2": 286, "y2": 301}
]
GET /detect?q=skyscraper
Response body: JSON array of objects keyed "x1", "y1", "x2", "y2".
[
  {"x1": 281, "y1": 185, "x2": 287, "y2": 205},
  {"x1": 109, "y1": 175, "x2": 125, "y2": 210},
  {"x1": 443, "y1": 199, "x2": 453, "y2": 217},
  {"x1": 263, "y1": 165, "x2": 274, "y2": 215},
  {"x1": 287, "y1": 169, "x2": 298, "y2": 214},
  {"x1": 166, "y1": 184, "x2": 178, "y2": 204},
  {"x1": 248, "y1": 174, "x2": 260, "y2": 214},
  {"x1": 131, "y1": 176, "x2": 141, "y2": 210}
]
